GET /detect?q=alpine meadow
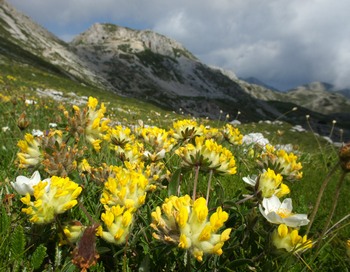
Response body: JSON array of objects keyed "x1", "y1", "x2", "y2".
[{"x1": 1, "y1": 1, "x2": 350, "y2": 271}]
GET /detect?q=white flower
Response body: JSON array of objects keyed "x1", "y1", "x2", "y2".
[
  {"x1": 49, "y1": 123, "x2": 58, "y2": 128},
  {"x1": 242, "y1": 133, "x2": 269, "y2": 147},
  {"x1": 11, "y1": 171, "x2": 50, "y2": 195},
  {"x1": 32, "y1": 129, "x2": 44, "y2": 137},
  {"x1": 259, "y1": 195, "x2": 309, "y2": 228},
  {"x1": 2, "y1": 126, "x2": 10, "y2": 132}
]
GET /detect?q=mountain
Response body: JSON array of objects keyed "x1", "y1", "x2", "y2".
[
  {"x1": 1, "y1": 0, "x2": 350, "y2": 141},
  {"x1": 68, "y1": 23, "x2": 285, "y2": 120},
  {"x1": 284, "y1": 82, "x2": 350, "y2": 114},
  {"x1": 241, "y1": 77, "x2": 280, "y2": 92}
]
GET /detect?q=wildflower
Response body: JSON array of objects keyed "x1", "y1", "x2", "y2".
[
  {"x1": 259, "y1": 195, "x2": 309, "y2": 227},
  {"x1": 67, "y1": 97, "x2": 109, "y2": 150},
  {"x1": 172, "y1": 119, "x2": 204, "y2": 141},
  {"x1": 79, "y1": 159, "x2": 92, "y2": 173},
  {"x1": 11, "y1": 171, "x2": 50, "y2": 195},
  {"x1": 114, "y1": 142, "x2": 144, "y2": 164},
  {"x1": 105, "y1": 125, "x2": 135, "y2": 148},
  {"x1": 242, "y1": 133, "x2": 269, "y2": 147},
  {"x1": 2, "y1": 126, "x2": 10, "y2": 132},
  {"x1": 259, "y1": 144, "x2": 303, "y2": 181},
  {"x1": 17, "y1": 133, "x2": 43, "y2": 168},
  {"x1": 21, "y1": 176, "x2": 82, "y2": 224},
  {"x1": 100, "y1": 163, "x2": 149, "y2": 210},
  {"x1": 272, "y1": 224, "x2": 312, "y2": 253},
  {"x1": 17, "y1": 112, "x2": 30, "y2": 130},
  {"x1": 49, "y1": 123, "x2": 58, "y2": 128},
  {"x1": 339, "y1": 142, "x2": 350, "y2": 172},
  {"x1": 151, "y1": 195, "x2": 231, "y2": 262},
  {"x1": 32, "y1": 129, "x2": 44, "y2": 137},
  {"x1": 97, "y1": 205, "x2": 134, "y2": 245},
  {"x1": 222, "y1": 124, "x2": 243, "y2": 145},
  {"x1": 59, "y1": 221, "x2": 86, "y2": 246},
  {"x1": 175, "y1": 136, "x2": 236, "y2": 175},
  {"x1": 347, "y1": 239, "x2": 350, "y2": 258},
  {"x1": 138, "y1": 126, "x2": 176, "y2": 161},
  {"x1": 72, "y1": 223, "x2": 100, "y2": 271},
  {"x1": 243, "y1": 168, "x2": 290, "y2": 198}
]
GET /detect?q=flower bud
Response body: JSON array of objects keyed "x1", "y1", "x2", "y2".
[
  {"x1": 17, "y1": 112, "x2": 30, "y2": 130},
  {"x1": 339, "y1": 142, "x2": 350, "y2": 172}
]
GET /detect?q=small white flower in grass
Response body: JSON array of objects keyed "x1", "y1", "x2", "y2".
[
  {"x1": 2, "y1": 126, "x2": 10, "y2": 132},
  {"x1": 49, "y1": 123, "x2": 58, "y2": 128},
  {"x1": 32, "y1": 129, "x2": 44, "y2": 137},
  {"x1": 259, "y1": 195, "x2": 309, "y2": 228},
  {"x1": 11, "y1": 171, "x2": 50, "y2": 195}
]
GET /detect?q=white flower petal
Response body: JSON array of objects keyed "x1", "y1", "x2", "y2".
[
  {"x1": 263, "y1": 195, "x2": 282, "y2": 213},
  {"x1": 280, "y1": 198, "x2": 293, "y2": 211},
  {"x1": 283, "y1": 214, "x2": 310, "y2": 228}
]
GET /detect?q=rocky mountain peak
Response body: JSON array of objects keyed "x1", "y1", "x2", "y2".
[{"x1": 71, "y1": 23, "x2": 197, "y2": 60}]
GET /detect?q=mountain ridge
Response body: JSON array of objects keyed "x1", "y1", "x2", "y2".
[{"x1": 1, "y1": 0, "x2": 350, "y2": 140}]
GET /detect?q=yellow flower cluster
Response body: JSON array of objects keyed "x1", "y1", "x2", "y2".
[
  {"x1": 21, "y1": 176, "x2": 82, "y2": 224},
  {"x1": 176, "y1": 136, "x2": 236, "y2": 175},
  {"x1": 172, "y1": 119, "x2": 204, "y2": 141},
  {"x1": 68, "y1": 97, "x2": 109, "y2": 151},
  {"x1": 138, "y1": 126, "x2": 176, "y2": 161},
  {"x1": 258, "y1": 168, "x2": 290, "y2": 198},
  {"x1": 97, "y1": 205, "x2": 134, "y2": 245},
  {"x1": 98, "y1": 162, "x2": 150, "y2": 244},
  {"x1": 105, "y1": 125, "x2": 135, "y2": 148},
  {"x1": 260, "y1": 144, "x2": 303, "y2": 181},
  {"x1": 151, "y1": 195, "x2": 231, "y2": 261},
  {"x1": 272, "y1": 224, "x2": 312, "y2": 253},
  {"x1": 17, "y1": 133, "x2": 43, "y2": 168},
  {"x1": 100, "y1": 162, "x2": 149, "y2": 210},
  {"x1": 222, "y1": 124, "x2": 243, "y2": 145}
]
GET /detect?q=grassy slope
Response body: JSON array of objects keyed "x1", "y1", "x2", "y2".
[{"x1": 1, "y1": 59, "x2": 350, "y2": 270}]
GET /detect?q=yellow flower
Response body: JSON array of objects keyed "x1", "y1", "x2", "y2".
[
  {"x1": 97, "y1": 205, "x2": 134, "y2": 245},
  {"x1": 258, "y1": 168, "x2": 289, "y2": 198},
  {"x1": 346, "y1": 239, "x2": 350, "y2": 258},
  {"x1": 138, "y1": 126, "x2": 176, "y2": 155},
  {"x1": 151, "y1": 195, "x2": 231, "y2": 262},
  {"x1": 222, "y1": 124, "x2": 243, "y2": 145},
  {"x1": 100, "y1": 164, "x2": 149, "y2": 210},
  {"x1": 272, "y1": 224, "x2": 312, "y2": 253},
  {"x1": 260, "y1": 145, "x2": 303, "y2": 181},
  {"x1": 176, "y1": 136, "x2": 236, "y2": 175},
  {"x1": 17, "y1": 134, "x2": 43, "y2": 168},
  {"x1": 172, "y1": 119, "x2": 204, "y2": 141},
  {"x1": 20, "y1": 176, "x2": 82, "y2": 224},
  {"x1": 105, "y1": 125, "x2": 135, "y2": 148}
]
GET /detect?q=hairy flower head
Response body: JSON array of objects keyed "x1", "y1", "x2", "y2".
[
  {"x1": 151, "y1": 195, "x2": 231, "y2": 262},
  {"x1": 21, "y1": 176, "x2": 82, "y2": 224}
]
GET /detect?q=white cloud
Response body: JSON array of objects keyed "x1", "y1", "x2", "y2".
[{"x1": 6, "y1": 0, "x2": 350, "y2": 90}]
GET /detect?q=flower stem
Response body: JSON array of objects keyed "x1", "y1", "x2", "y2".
[
  {"x1": 206, "y1": 170, "x2": 213, "y2": 204},
  {"x1": 306, "y1": 162, "x2": 340, "y2": 235},
  {"x1": 315, "y1": 171, "x2": 347, "y2": 252},
  {"x1": 192, "y1": 165, "x2": 200, "y2": 201}
]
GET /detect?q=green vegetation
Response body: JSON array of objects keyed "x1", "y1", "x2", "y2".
[{"x1": 0, "y1": 64, "x2": 350, "y2": 271}]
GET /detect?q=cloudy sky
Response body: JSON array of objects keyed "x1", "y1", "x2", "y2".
[{"x1": 6, "y1": 0, "x2": 350, "y2": 91}]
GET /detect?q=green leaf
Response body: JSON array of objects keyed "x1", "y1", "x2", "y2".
[
  {"x1": 10, "y1": 225, "x2": 25, "y2": 260},
  {"x1": 0, "y1": 206, "x2": 10, "y2": 235},
  {"x1": 31, "y1": 244, "x2": 47, "y2": 270},
  {"x1": 168, "y1": 168, "x2": 182, "y2": 196}
]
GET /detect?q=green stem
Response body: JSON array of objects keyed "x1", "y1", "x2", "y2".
[
  {"x1": 306, "y1": 162, "x2": 340, "y2": 235},
  {"x1": 192, "y1": 165, "x2": 200, "y2": 201},
  {"x1": 315, "y1": 171, "x2": 347, "y2": 252},
  {"x1": 206, "y1": 170, "x2": 213, "y2": 204}
]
